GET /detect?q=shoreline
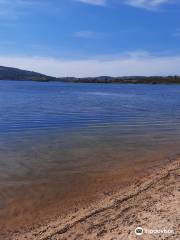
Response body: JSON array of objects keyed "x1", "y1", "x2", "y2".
[
  {"x1": 1, "y1": 66, "x2": 180, "y2": 84},
  {"x1": 10, "y1": 157, "x2": 180, "y2": 240}
]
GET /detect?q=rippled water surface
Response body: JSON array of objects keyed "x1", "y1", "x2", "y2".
[{"x1": 0, "y1": 81, "x2": 180, "y2": 231}]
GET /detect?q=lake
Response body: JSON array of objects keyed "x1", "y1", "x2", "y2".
[{"x1": 0, "y1": 81, "x2": 180, "y2": 233}]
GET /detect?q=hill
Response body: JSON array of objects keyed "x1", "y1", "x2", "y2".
[
  {"x1": 0, "y1": 66, "x2": 57, "y2": 82},
  {"x1": 0, "y1": 66, "x2": 180, "y2": 84}
]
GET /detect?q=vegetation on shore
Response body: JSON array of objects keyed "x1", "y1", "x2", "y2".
[{"x1": 1, "y1": 66, "x2": 180, "y2": 84}]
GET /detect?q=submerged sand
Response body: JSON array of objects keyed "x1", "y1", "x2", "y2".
[{"x1": 7, "y1": 158, "x2": 179, "y2": 240}]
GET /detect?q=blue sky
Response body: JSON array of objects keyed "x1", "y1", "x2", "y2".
[{"x1": 0, "y1": 0, "x2": 180, "y2": 77}]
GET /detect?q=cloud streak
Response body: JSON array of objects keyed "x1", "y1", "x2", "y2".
[
  {"x1": 74, "y1": 30, "x2": 105, "y2": 39},
  {"x1": 76, "y1": 0, "x2": 173, "y2": 10},
  {"x1": 0, "y1": 0, "x2": 45, "y2": 19},
  {"x1": 0, "y1": 0, "x2": 176, "y2": 18},
  {"x1": 0, "y1": 52, "x2": 180, "y2": 77},
  {"x1": 124, "y1": 0, "x2": 172, "y2": 10},
  {"x1": 76, "y1": 0, "x2": 106, "y2": 6}
]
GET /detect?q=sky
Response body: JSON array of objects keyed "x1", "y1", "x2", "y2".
[{"x1": 0, "y1": 0, "x2": 180, "y2": 77}]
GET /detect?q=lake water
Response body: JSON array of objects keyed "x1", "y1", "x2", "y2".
[{"x1": 0, "y1": 81, "x2": 180, "y2": 233}]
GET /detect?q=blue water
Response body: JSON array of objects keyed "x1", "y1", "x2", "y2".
[
  {"x1": 0, "y1": 81, "x2": 180, "y2": 133},
  {"x1": 0, "y1": 80, "x2": 180, "y2": 230}
]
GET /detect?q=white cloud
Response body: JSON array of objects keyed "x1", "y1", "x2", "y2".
[
  {"x1": 0, "y1": 0, "x2": 45, "y2": 19},
  {"x1": 76, "y1": 0, "x2": 173, "y2": 9},
  {"x1": 0, "y1": 0, "x2": 176, "y2": 17},
  {"x1": 0, "y1": 52, "x2": 180, "y2": 77},
  {"x1": 74, "y1": 31, "x2": 103, "y2": 38},
  {"x1": 124, "y1": 0, "x2": 171, "y2": 10},
  {"x1": 76, "y1": 0, "x2": 106, "y2": 6}
]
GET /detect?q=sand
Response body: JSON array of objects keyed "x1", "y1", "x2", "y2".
[{"x1": 7, "y1": 158, "x2": 179, "y2": 240}]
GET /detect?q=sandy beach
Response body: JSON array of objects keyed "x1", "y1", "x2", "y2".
[
  {"x1": 1, "y1": 0, "x2": 180, "y2": 238},
  {"x1": 6, "y1": 157, "x2": 179, "y2": 240}
]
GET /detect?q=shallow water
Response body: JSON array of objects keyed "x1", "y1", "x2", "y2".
[{"x1": 0, "y1": 81, "x2": 180, "y2": 232}]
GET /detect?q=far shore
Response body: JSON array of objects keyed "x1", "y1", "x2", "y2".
[
  {"x1": 2, "y1": 76, "x2": 180, "y2": 84},
  {"x1": 9, "y1": 157, "x2": 180, "y2": 240},
  {"x1": 1, "y1": 65, "x2": 180, "y2": 84}
]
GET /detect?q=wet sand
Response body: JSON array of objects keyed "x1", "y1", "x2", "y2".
[
  {"x1": 0, "y1": 147, "x2": 174, "y2": 237},
  {"x1": 4, "y1": 157, "x2": 179, "y2": 240}
]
